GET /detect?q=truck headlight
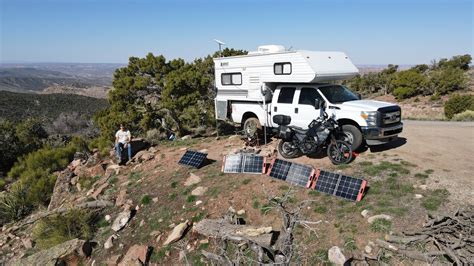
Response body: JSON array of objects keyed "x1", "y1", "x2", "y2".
[{"x1": 361, "y1": 111, "x2": 377, "y2": 126}]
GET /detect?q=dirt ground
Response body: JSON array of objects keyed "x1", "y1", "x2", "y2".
[
  {"x1": 373, "y1": 120, "x2": 474, "y2": 205},
  {"x1": 38, "y1": 120, "x2": 472, "y2": 264}
]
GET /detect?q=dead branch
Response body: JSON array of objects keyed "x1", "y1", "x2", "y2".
[{"x1": 377, "y1": 205, "x2": 473, "y2": 264}]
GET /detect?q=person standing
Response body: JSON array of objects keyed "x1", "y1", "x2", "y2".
[{"x1": 115, "y1": 124, "x2": 132, "y2": 163}]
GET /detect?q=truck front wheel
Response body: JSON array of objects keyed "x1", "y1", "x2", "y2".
[
  {"x1": 242, "y1": 117, "x2": 261, "y2": 138},
  {"x1": 341, "y1": 124, "x2": 363, "y2": 151}
]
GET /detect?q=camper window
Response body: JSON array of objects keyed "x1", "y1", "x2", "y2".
[
  {"x1": 274, "y1": 63, "x2": 292, "y2": 75},
  {"x1": 299, "y1": 87, "x2": 323, "y2": 105},
  {"x1": 277, "y1": 87, "x2": 296, "y2": 104},
  {"x1": 221, "y1": 73, "x2": 242, "y2": 85}
]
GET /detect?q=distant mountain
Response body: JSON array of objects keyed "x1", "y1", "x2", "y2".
[
  {"x1": 0, "y1": 63, "x2": 124, "y2": 95},
  {"x1": 0, "y1": 90, "x2": 108, "y2": 122}
]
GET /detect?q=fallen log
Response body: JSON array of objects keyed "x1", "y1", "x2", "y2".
[{"x1": 193, "y1": 218, "x2": 275, "y2": 247}]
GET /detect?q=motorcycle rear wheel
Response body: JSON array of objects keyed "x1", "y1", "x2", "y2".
[
  {"x1": 327, "y1": 140, "x2": 353, "y2": 165},
  {"x1": 278, "y1": 140, "x2": 301, "y2": 159}
]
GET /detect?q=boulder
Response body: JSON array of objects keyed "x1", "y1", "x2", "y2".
[
  {"x1": 105, "y1": 164, "x2": 121, "y2": 177},
  {"x1": 111, "y1": 211, "x2": 132, "y2": 231},
  {"x1": 68, "y1": 159, "x2": 82, "y2": 171},
  {"x1": 328, "y1": 246, "x2": 347, "y2": 265},
  {"x1": 21, "y1": 238, "x2": 33, "y2": 249},
  {"x1": 73, "y1": 165, "x2": 87, "y2": 177},
  {"x1": 184, "y1": 173, "x2": 201, "y2": 187},
  {"x1": 141, "y1": 151, "x2": 154, "y2": 161},
  {"x1": 361, "y1": 209, "x2": 370, "y2": 218},
  {"x1": 12, "y1": 238, "x2": 86, "y2": 266},
  {"x1": 91, "y1": 182, "x2": 109, "y2": 199},
  {"x1": 88, "y1": 164, "x2": 105, "y2": 177},
  {"x1": 118, "y1": 245, "x2": 150, "y2": 266},
  {"x1": 104, "y1": 234, "x2": 117, "y2": 249},
  {"x1": 367, "y1": 214, "x2": 392, "y2": 224},
  {"x1": 48, "y1": 169, "x2": 74, "y2": 211},
  {"x1": 163, "y1": 220, "x2": 190, "y2": 246},
  {"x1": 191, "y1": 186, "x2": 208, "y2": 196},
  {"x1": 181, "y1": 135, "x2": 192, "y2": 140},
  {"x1": 105, "y1": 254, "x2": 122, "y2": 265},
  {"x1": 237, "y1": 209, "x2": 246, "y2": 216},
  {"x1": 415, "y1": 194, "x2": 423, "y2": 199},
  {"x1": 115, "y1": 189, "x2": 127, "y2": 207}
]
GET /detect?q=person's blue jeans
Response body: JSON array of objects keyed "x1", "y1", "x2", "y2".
[{"x1": 115, "y1": 142, "x2": 132, "y2": 162}]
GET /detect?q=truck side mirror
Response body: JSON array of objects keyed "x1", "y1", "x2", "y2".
[
  {"x1": 357, "y1": 93, "x2": 362, "y2": 100},
  {"x1": 314, "y1": 99, "x2": 322, "y2": 109}
]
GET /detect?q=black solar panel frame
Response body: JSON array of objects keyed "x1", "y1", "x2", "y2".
[
  {"x1": 312, "y1": 170, "x2": 366, "y2": 201},
  {"x1": 178, "y1": 150, "x2": 208, "y2": 168}
]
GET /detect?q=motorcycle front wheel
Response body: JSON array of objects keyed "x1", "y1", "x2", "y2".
[
  {"x1": 327, "y1": 140, "x2": 353, "y2": 165},
  {"x1": 278, "y1": 140, "x2": 301, "y2": 159}
]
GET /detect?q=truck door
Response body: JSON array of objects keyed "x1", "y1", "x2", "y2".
[
  {"x1": 292, "y1": 87, "x2": 324, "y2": 128},
  {"x1": 272, "y1": 86, "x2": 297, "y2": 126}
]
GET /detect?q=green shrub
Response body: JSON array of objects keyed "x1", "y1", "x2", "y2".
[
  {"x1": 452, "y1": 110, "x2": 474, "y2": 121},
  {"x1": 2, "y1": 138, "x2": 86, "y2": 223},
  {"x1": 393, "y1": 87, "x2": 417, "y2": 100},
  {"x1": 0, "y1": 183, "x2": 32, "y2": 224},
  {"x1": 444, "y1": 94, "x2": 474, "y2": 119},
  {"x1": 88, "y1": 136, "x2": 112, "y2": 157},
  {"x1": 141, "y1": 194, "x2": 151, "y2": 205},
  {"x1": 145, "y1": 128, "x2": 166, "y2": 145},
  {"x1": 370, "y1": 219, "x2": 392, "y2": 233},
  {"x1": 32, "y1": 209, "x2": 94, "y2": 249},
  {"x1": 429, "y1": 94, "x2": 441, "y2": 101}
]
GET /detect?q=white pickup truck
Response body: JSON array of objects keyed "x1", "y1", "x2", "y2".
[{"x1": 214, "y1": 45, "x2": 403, "y2": 150}]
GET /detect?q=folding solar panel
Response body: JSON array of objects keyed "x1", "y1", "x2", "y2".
[
  {"x1": 242, "y1": 155, "x2": 266, "y2": 174},
  {"x1": 267, "y1": 159, "x2": 292, "y2": 181},
  {"x1": 222, "y1": 153, "x2": 265, "y2": 174},
  {"x1": 178, "y1": 150, "x2": 208, "y2": 168},
  {"x1": 222, "y1": 154, "x2": 243, "y2": 173},
  {"x1": 311, "y1": 170, "x2": 367, "y2": 201},
  {"x1": 267, "y1": 159, "x2": 313, "y2": 187},
  {"x1": 286, "y1": 163, "x2": 315, "y2": 188}
]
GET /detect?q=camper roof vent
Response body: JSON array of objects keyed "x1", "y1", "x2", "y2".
[{"x1": 256, "y1": 45, "x2": 286, "y2": 53}]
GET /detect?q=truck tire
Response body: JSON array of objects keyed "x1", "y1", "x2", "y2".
[
  {"x1": 341, "y1": 124, "x2": 363, "y2": 151},
  {"x1": 242, "y1": 117, "x2": 261, "y2": 138}
]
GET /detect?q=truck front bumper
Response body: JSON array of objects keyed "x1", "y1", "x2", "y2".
[{"x1": 361, "y1": 122, "x2": 403, "y2": 145}]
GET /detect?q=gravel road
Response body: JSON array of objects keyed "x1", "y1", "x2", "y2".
[{"x1": 374, "y1": 120, "x2": 474, "y2": 205}]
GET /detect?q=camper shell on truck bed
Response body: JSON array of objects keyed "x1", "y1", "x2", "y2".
[{"x1": 214, "y1": 45, "x2": 359, "y2": 103}]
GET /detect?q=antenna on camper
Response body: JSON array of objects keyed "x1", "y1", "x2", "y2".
[{"x1": 214, "y1": 39, "x2": 226, "y2": 57}]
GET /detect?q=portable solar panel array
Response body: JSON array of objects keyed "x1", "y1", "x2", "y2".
[
  {"x1": 222, "y1": 153, "x2": 266, "y2": 174},
  {"x1": 267, "y1": 159, "x2": 314, "y2": 188},
  {"x1": 311, "y1": 169, "x2": 367, "y2": 201},
  {"x1": 178, "y1": 150, "x2": 208, "y2": 168}
]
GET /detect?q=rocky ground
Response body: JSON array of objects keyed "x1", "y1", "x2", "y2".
[{"x1": 1, "y1": 129, "x2": 472, "y2": 265}]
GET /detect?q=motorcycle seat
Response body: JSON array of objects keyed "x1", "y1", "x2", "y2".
[{"x1": 289, "y1": 126, "x2": 307, "y2": 134}]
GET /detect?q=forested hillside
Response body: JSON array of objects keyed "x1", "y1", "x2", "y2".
[{"x1": 0, "y1": 91, "x2": 108, "y2": 122}]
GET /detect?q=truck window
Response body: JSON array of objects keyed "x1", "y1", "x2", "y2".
[
  {"x1": 298, "y1": 87, "x2": 323, "y2": 105},
  {"x1": 277, "y1": 87, "x2": 296, "y2": 104},
  {"x1": 274, "y1": 63, "x2": 292, "y2": 75},
  {"x1": 221, "y1": 73, "x2": 242, "y2": 85}
]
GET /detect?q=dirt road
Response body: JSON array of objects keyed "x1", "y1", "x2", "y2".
[{"x1": 372, "y1": 120, "x2": 474, "y2": 205}]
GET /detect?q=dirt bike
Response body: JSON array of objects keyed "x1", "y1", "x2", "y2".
[{"x1": 273, "y1": 99, "x2": 353, "y2": 165}]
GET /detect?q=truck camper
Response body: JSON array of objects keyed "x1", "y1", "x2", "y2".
[{"x1": 214, "y1": 45, "x2": 403, "y2": 150}]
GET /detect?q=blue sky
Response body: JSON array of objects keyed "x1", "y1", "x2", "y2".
[{"x1": 0, "y1": 0, "x2": 472, "y2": 65}]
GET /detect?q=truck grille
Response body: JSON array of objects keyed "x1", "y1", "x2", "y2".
[{"x1": 378, "y1": 106, "x2": 401, "y2": 126}]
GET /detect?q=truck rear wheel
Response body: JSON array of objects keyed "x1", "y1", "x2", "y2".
[
  {"x1": 342, "y1": 124, "x2": 363, "y2": 151},
  {"x1": 242, "y1": 117, "x2": 261, "y2": 138}
]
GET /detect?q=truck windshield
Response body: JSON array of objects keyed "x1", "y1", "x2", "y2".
[{"x1": 318, "y1": 85, "x2": 359, "y2": 104}]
